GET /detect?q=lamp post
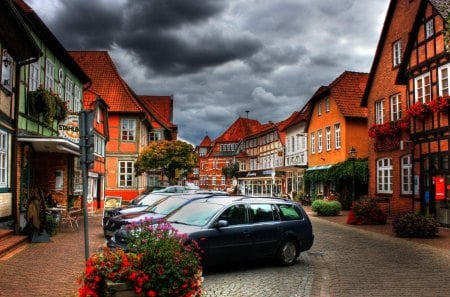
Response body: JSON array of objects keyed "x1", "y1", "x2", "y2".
[{"x1": 349, "y1": 147, "x2": 357, "y2": 201}]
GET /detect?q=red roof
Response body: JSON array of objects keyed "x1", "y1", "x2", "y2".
[
  {"x1": 138, "y1": 95, "x2": 176, "y2": 129},
  {"x1": 328, "y1": 71, "x2": 368, "y2": 118},
  {"x1": 198, "y1": 135, "x2": 212, "y2": 147},
  {"x1": 215, "y1": 117, "x2": 264, "y2": 142},
  {"x1": 69, "y1": 51, "x2": 143, "y2": 113}
]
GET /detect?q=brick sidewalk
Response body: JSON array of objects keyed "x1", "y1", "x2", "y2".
[
  {"x1": 0, "y1": 213, "x2": 106, "y2": 297},
  {"x1": 304, "y1": 206, "x2": 450, "y2": 251}
]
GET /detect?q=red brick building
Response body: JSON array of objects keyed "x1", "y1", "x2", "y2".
[
  {"x1": 361, "y1": 0, "x2": 422, "y2": 216},
  {"x1": 397, "y1": 0, "x2": 450, "y2": 224}
]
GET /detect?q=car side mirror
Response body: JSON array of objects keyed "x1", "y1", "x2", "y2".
[{"x1": 215, "y1": 220, "x2": 229, "y2": 228}]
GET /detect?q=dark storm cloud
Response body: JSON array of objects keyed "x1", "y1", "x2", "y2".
[
  {"x1": 118, "y1": 31, "x2": 262, "y2": 75},
  {"x1": 123, "y1": 0, "x2": 225, "y2": 30}
]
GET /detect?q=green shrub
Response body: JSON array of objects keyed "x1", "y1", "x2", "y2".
[
  {"x1": 311, "y1": 199, "x2": 341, "y2": 216},
  {"x1": 392, "y1": 213, "x2": 439, "y2": 238}
]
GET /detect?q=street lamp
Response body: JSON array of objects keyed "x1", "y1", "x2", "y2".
[{"x1": 349, "y1": 147, "x2": 357, "y2": 201}]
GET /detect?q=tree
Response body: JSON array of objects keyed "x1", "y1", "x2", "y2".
[
  {"x1": 134, "y1": 140, "x2": 198, "y2": 185},
  {"x1": 222, "y1": 161, "x2": 239, "y2": 179}
]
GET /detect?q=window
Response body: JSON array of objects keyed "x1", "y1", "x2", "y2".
[
  {"x1": 219, "y1": 204, "x2": 246, "y2": 225},
  {"x1": 0, "y1": 131, "x2": 8, "y2": 187},
  {"x1": 325, "y1": 97, "x2": 330, "y2": 112},
  {"x1": 291, "y1": 136, "x2": 295, "y2": 152},
  {"x1": 278, "y1": 204, "x2": 303, "y2": 221},
  {"x1": 1, "y1": 50, "x2": 12, "y2": 91},
  {"x1": 211, "y1": 176, "x2": 216, "y2": 186},
  {"x1": 317, "y1": 129, "x2": 322, "y2": 152},
  {"x1": 121, "y1": 119, "x2": 136, "y2": 141},
  {"x1": 221, "y1": 175, "x2": 226, "y2": 185},
  {"x1": 401, "y1": 155, "x2": 412, "y2": 195},
  {"x1": 94, "y1": 134, "x2": 105, "y2": 157},
  {"x1": 318, "y1": 102, "x2": 322, "y2": 116},
  {"x1": 310, "y1": 132, "x2": 315, "y2": 154},
  {"x1": 390, "y1": 94, "x2": 401, "y2": 121},
  {"x1": 74, "y1": 85, "x2": 82, "y2": 113},
  {"x1": 334, "y1": 123, "x2": 341, "y2": 149},
  {"x1": 199, "y1": 147, "x2": 207, "y2": 157},
  {"x1": 325, "y1": 126, "x2": 331, "y2": 151},
  {"x1": 250, "y1": 204, "x2": 274, "y2": 223},
  {"x1": 425, "y1": 19, "x2": 434, "y2": 39},
  {"x1": 45, "y1": 59, "x2": 55, "y2": 90},
  {"x1": 29, "y1": 60, "x2": 40, "y2": 91},
  {"x1": 375, "y1": 100, "x2": 384, "y2": 124},
  {"x1": 119, "y1": 161, "x2": 133, "y2": 187},
  {"x1": 393, "y1": 40, "x2": 401, "y2": 67},
  {"x1": 438, "y1": 63, "x2": 450, "y2": 96},
  {"x1": 149, "y1": 132, "x2": 161, "y2": 142},
  {"x1": 414, "y1": 72, "x2": 431, "y2": 103},
  {"x1": 377, "y1": 158, "x2": 392, "y2": 193},
  {"x1": 65, "y1": 78, "x2": 74, "y2": 111}
]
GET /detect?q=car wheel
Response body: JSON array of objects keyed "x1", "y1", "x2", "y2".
[{"x1": 277, "y1": 238, "x2": 298, "y2": 266}]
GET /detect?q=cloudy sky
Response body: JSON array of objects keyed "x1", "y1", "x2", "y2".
[{"x1": 26, "y1": 0, "x2": 389, "y2": 145}]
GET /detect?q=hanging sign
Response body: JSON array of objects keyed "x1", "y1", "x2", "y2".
[
  {"x1": 58, "y1": 115, "x2": 80, "y2": 143},
  {"x1": 435, "y1": 176, "x2": 445, "y2": 200}
]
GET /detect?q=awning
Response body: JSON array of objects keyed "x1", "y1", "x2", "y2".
[
  {"x1": 18, "y1": 136, "x2": 80, "y2": 155},
  {"x1": 305, "y1": 165, "x2": 333, "y2": 172}
]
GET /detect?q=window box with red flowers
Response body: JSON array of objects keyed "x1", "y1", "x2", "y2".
[
  {"x1": 407, "y1": 96, "x2": 449, "y2": 119},
  {"x1": 368, "y1": 118, "x2": 409, "y2": 152}
]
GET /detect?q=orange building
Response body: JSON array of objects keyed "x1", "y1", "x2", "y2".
[
  {"x1": 306, "y1": 71, "x2": 368, "y2": 200},
  {"x1": 361, "y1": 0, "x2": 420, "y2": 216},
  {"x1": 70, "y1": 51, "x2": 177, "y2": 202},
  {"x1": 397, "y1": 0, "x2": 450, "y2": 224}
]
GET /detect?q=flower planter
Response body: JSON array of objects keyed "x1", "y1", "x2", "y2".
[{"x1": 105, "y1": 281, "x2": 136, "y2": 297}]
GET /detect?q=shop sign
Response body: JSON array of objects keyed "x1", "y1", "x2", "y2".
[
  {"x1": 435, "y1": 176, "x2": 445, "y2": 200},
  {"x1": 58, "y1": 115, "x2": 80, "y2": 143}
]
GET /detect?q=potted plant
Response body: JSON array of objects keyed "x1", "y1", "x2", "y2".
[
  {"x1": 27, "y1": 86, "x2": 67, "y2": 123},
  {"x1": 78, "y1": 219, "x2": 203, "y2": 297}
]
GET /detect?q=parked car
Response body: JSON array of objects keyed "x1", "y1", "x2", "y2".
[
  {"x1": 104, "y1": 193, "x2": 214, "y2": 239},
  {"x1": 102, "y1": 192, "x2": 174, "y2": 238},
  {"x1": 109, "y1": 196, "x2": 314, "y2": 267},
  {"x1": 152, "y1": 185, "x2": 199, "y2": 193}
]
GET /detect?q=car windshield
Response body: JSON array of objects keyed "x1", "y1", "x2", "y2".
[
  {"x1": 136, "y1": 195, "x2": 168, "y2": 206},
  {"x1": 167, "y1": 202, "x2": 223, "y2": 226},
  {"x1": 145, "y1": 197, "x2": 187, "y2": 215}
]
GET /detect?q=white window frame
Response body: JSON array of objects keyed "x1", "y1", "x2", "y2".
[
  {"x1": 65, "y1": 78, "x2": 74, "y2": 111},
  {"x1": 393, "y1": 40, "x2": 402, "y2": 67},
  {"x1": 94, "y1": 133, "x2": 105, "y2": 157},
  {"x1": 401, "y1": 155, "x2": 413, "y2": 195},
  {"x1": 317, "y1": 129, "x2": 323, "y2": 153},
  {"x1": 121, "y1": 119, "x2": 136, "y2": 141},
  {"x1": 74, "y1": 85, "x2": 82, "y2": 113},
  {"x1": 438, "y1": 63, "x2": 450, "y2": 96},
  {"x1": 118, "y1": 161, "x2": 134, "y2": 188},
  {"x1": 425, "y1": 19, "x2": 434, "y2": 39},
  {"x1": 377, "y1": 158, "x2": 393, "y2": 194},
  {"x1": 45, "y1": 58, "x2": 55, "y2": 91},
  {"x1": 29, "y1": 60, "x2": 40, "y2": 91},
  {"x1": 390, "y1": 94, "x2": 401, "y2": 121},
  {"x1": 375, "y1": 100, "x2": 384, "y2": 124},
  {"x1": 325, "y1": 97, "x2": 330, "y2": 112},
  {"x1": 318, "y1": 102, "x2": 322, "y2": 116},
  {"x1": 325, "y1": 126, "x2": 331, "y2": 151},
  {"x1": 0, "y1": 131, "x2": 8, "y2": 187},
  {"x1": 149, "y1": 131, "x2": 161, "y2": 142},
  {"x1": 310, "y1": 132, "x2": 315, "y2": 154},
  {"x1": 334, "y1": 123, "x2": 341, "y2": 149},
  {"x1": 414, "y1": 72, "x2": 431, "y2": 103}
]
